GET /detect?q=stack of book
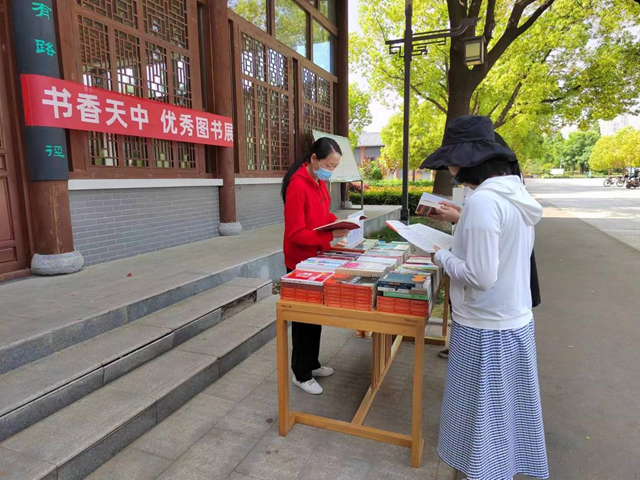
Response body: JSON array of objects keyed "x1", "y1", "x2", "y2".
[
  {"x1": 295, "y1": 257, "x2": 346, "y2": 272},
  {"x1": 356, "y1": 255, "x2": 400, "y2": 269},
  {"x1": 376, "y1": 272, "x2": 432, "y2": 316},
  {"x1": 335, "y1": 261, "x2": 391, "y2": 278},
  {"x1": 367, "y1": 242, "x2": 411, "y2": 264},
  {"x1": 280, "y1": 239, "x2": 444, "y2": 314},
  {"x1": 280, "y1": 270, "x2": 334, "y2": 304},
  {"x1": 324, "y1": 275, "x2": 378, "y2": 311},
  {"x1": 396, "y1": 255, "x2": 441, "y2": 299},
  {"x1": 320, "y1": 251, "x2": 362, "y2": 263},
  {"x1": 334, "y1": 238, "x2": 379, "y2": 253}
]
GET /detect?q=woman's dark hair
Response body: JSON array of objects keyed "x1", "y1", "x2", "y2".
[
  {"x1": 454, "y1": 157, "x2": 514, "y2": 186},
  {"x1": 281, "y1": 137, "x2": 342, "y2": 202}
]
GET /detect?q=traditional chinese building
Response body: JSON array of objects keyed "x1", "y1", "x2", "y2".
[{"x1": 0, "y1": 0, "x2": 348, "y2": 279}]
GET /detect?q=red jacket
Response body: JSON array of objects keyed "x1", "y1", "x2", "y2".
[{"x1": 283, "y1": 164, "x2": 338, "y2": 270}]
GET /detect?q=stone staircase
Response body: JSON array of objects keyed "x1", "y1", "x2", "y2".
[{"x1": 0, "y1": 277, "x2": 277, "y2": 480}]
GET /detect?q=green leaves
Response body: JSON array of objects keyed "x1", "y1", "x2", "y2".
[
  {"x1": 590, "y1": 128, "x2": 640, "y2": 172},
  {"x1": 380, "y1": 101, "x2": 445, "y2": 172},
  {"x1": 351, "y1": 0, "x2": 640, "y2": 164},
  {"x1": 348, "y1": 84, "x2": 372, "y2": 149}
]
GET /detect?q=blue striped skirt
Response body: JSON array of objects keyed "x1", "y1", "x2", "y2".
[{"x1": 438, "y1": 320, "x2": 549, "y2": 480}]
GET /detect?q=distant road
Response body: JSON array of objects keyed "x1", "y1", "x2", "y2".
[{"x1": 527, "y1": 178, "x2": 640, "y2": 252}]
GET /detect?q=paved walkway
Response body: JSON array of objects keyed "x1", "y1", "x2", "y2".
[
  {"x1": 526, "y1": 181, "x2": 640, "y2": 479},
  {"x1": 88, "y1": 325, "x2": 455, "y2": 480}
]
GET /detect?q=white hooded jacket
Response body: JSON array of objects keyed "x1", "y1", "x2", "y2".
[{"x1": 434, "y1": 176, "x2": 543, "y2": 330}]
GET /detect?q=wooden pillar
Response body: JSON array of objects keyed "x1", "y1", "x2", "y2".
[
  {"x1": 210, "y1": 0, "x2": 241, "y2": 235},
  {"x1": 29, "y1": 181, "x2": 74, "y2": 255},
  {"x1": 11, "y1": 0, "x2": 82, "y2": 274},
  {"x1": 336, "y1": 0, "x2": 349, "y2": 206},
  {"x1": 336, "y1": 0, "x2": 349, "y2": 137}
]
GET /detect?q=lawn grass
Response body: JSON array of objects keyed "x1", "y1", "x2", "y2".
[{"x1": 370, "y1": 216, "x2": 453, "y2": 243}]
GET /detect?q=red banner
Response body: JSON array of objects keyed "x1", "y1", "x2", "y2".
[{"x1": 21, "y1": 74, "x2": 233, "y2": 147}]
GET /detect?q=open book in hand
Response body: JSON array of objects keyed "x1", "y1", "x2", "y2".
[
  {"x1": 314, "y1": 215, "x2": 367, "y2": 232},
  {"x1": 386, "y1": 220, "x2": 453, "y2": 253},
  {"x1": 415, "y1": 193, "x2": 460, "y2": 216}
]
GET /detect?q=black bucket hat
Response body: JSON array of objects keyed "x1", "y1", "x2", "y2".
[{"x1": 420, "y1": 116, "x2": 516, "y2": 170}]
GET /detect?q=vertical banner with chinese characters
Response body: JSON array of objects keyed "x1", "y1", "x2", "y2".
[
  {"x1": 11, "y1": 0, "x2": 69, "y2": 181},
  {"x1": 21, "y1": 75, "x2": 234, "y2": 147}
]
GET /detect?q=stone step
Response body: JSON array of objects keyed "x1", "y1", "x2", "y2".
[
  {"x1": 0, "y1": 278, "x2": 272, "y2": 443},
  {"x1": 0, "y1": 254, "x2": 283, "y2": 376},
  {"x1": 0, "y1": 294, "x2": 279, "y2": 480}
]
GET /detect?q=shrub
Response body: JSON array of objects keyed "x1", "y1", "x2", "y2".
[
  {"x1": 349, "y1": 184, "x2": 433, "y2": 211},
  {"x1": 369, "y1": 166, "x2": 383, "y2": 181},
  {"x1": 368, "y1": 179, "x2": 434, "y2": 188}
]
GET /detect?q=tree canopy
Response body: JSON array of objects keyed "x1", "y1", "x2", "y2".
[
  {"x1": 348, "y1": 83, "x2": 372, "y2": 148},
  {"x1": 561, "y1": 129, "x2": 600, "y2": 173},
  {"x1": 589, "y1": 128, "x2": 640, "y2": 172},
  {"x1": 380, "y1": 101, "x2": 445, "y2": 172},
  {"x1": 351, "y1": 0, "x2": 640, "y2": 192}
]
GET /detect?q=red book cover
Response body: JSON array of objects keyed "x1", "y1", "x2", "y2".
[
  {"x1": 281, "y1": 270, "x2": 334, "y2": 286},
  {"x1": 313, "y1": 216, "x2": 367, "y2": 232}
]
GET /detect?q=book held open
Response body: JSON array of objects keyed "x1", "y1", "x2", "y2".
[
  {"x1": 313, "y1": 215, "x2": 368, "y2": 232},
  {"x1": 386, "y1": 220, "x2": 453, "y2": 253},
  {"x1": 415, "y1": 193, "x2": 461, "y2": 216}
]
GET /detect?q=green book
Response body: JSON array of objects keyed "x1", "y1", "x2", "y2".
[{"x1": 382, "y1": 291, "x2": 430, "y2": 301}]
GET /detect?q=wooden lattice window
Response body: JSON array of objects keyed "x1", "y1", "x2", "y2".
[
  {"x1": 64, "y1": 0, "x2": 204, "y2": 177},
  {"x1": 238, "y1": 31, "x2": 292, "y2": 173},
  {"x1": 301, "y1": 66, "x2": 332, "y2": 143}
]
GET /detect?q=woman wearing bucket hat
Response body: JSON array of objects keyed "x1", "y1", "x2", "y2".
[
  {"x1": 423, "y1": 116, "x2": 549, "y2": 480},
  {"x1": 430, "y1": 130, "x2": 542, "y2": 360}
]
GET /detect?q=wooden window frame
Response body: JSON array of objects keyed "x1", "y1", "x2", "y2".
[
  {"x1": 232, "y1": 16, "x2": 295, "y2": 177},
  {"x1": 57, "y1": 0, "x2": 210, "y2": 179},
  {"x1": 230, "y1": 11, "x2": 337, "y2": 178}
]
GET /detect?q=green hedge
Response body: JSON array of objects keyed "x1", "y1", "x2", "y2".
[
  {"x1": 368, "y1": 180, "x2": 434, "y2": 188},
  {"x1": 349, "y1": 190, "x2": 426, "y2": 212}
]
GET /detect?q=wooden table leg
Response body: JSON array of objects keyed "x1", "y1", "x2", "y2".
[
  {"x1": 371, "y1": 332, "x2": 380, "y2": 389},
  {"x1": 441, "y1": 277, "x2": 450, "y2": 340},
  {"x1": 411, "y1": 324, "x2": 425, "y2": 468},
  {"x1": 277, "y1": 308, "x2": 292, "y2": 436}
]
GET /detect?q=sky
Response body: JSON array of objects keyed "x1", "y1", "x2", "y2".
[{"x1": 348, "y1": 0, "x2": 397, "y2": 133}]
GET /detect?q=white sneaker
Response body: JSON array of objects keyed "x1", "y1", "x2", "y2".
[
  {"x1": 312, "y1": 366, "x2": 334, "y2": 377},
  {"x1": 292, "y1": 377, "x2": 323, "y2": 395}
]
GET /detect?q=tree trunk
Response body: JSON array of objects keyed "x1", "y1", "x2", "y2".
[
  {"x1": 412, "y1": 169, "x2": 416, "y2": 181},
  {"x1": 432, "y1": 34, "x2": 474, "y2": 197},
  {"x1": 433, "y1": 86, "x2": 473, "y2": 196}
]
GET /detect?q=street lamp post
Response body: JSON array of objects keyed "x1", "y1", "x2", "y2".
[
  {"x1": 387, "y1": 12, "x2": 482, "y2": 224},
  {"x1": 400, "y1": 0, "x2": 413, "y2": 225}
]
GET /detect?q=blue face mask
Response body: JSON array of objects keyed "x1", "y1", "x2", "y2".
[{"x1": 315, "y1": 166, "x2": 333, "y2": 181}]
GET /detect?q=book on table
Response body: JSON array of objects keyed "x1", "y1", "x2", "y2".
[
  {"x1": 356, "y1": 255, "x2": 399, "y2": 268},
  {"x1": 335, "y1": 261, "x2": 391, "y2": 277},
  {"x1": 281, "y1": 270, "x2": 334, "y2": 286},
  {"x1": 377, "y1": 272, "x2": 432, "y2": 296},
  {"x1": 325, "y1": 274, "x2": 378, "y2": 311},
  {"x1": 313, "y1": 215, "x2": 367, "y2": 232},
  {"x1": 405, "y1": 255, "x2": 435, "y2": 265},
  {"x1": 295, "y1": 257, "x2": 346, "y2": 272}
]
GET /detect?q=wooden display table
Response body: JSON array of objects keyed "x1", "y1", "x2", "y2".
[{"x1": 276, "y1": 300, "x2": 436, "y2": 468}]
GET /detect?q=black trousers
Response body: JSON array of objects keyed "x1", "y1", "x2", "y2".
[{"x1": 286, "y1": 268, "x2": 322, "y2": 382}]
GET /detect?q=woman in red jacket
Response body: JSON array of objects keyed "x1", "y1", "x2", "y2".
[{"x1": 282, "y1": 137, "x2": 348, "y2": 395}]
